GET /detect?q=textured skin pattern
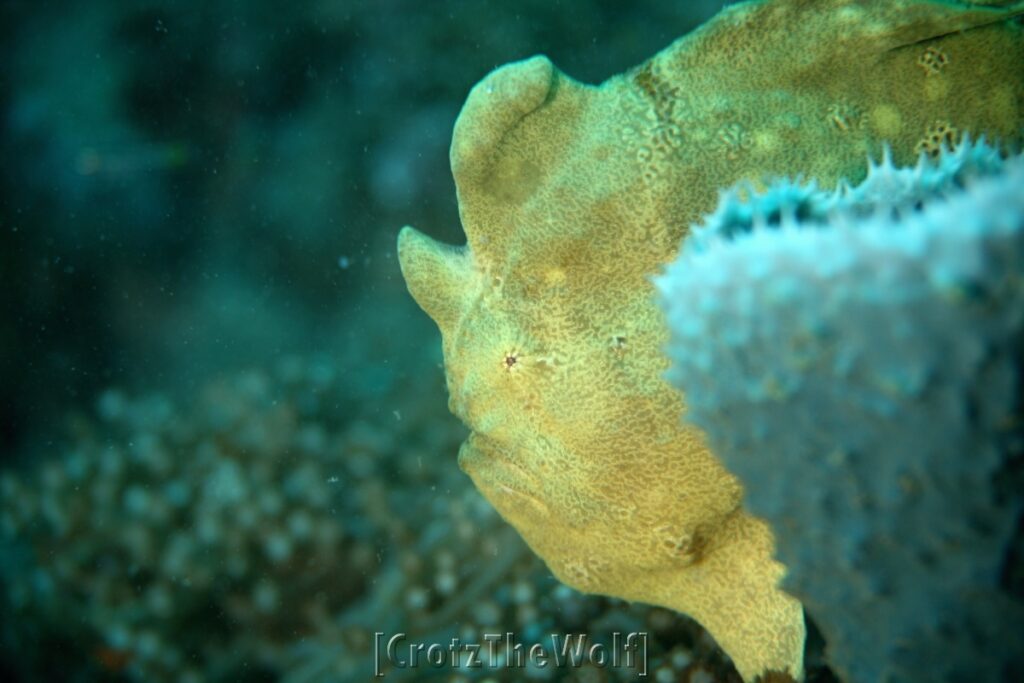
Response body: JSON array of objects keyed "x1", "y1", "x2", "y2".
[
  {"x1": 397, "y1": 1, "x2": 1024, "y2": 680},
  {"x1": 657, "y1": 141, "x2": 1024, "y2": 682}
]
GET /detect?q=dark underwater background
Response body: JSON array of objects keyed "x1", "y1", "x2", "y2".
[{"x1": 1, "y1": 1, "x2": 843, "y2": 682}]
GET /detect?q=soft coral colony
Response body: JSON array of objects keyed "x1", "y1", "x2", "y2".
[{"x1": 397, "y1": 0, "x2": 1024, "y2": 680}]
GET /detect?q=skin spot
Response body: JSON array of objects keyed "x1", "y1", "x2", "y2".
[
  {"x1": 917, "y1": 46, "x2": 949, "y2": 76},
  {"x1": 754, "y1": 129, "x2": 779, "y2": 153},
  {"x1": 870, "y1": 104, "x2": 903, "y2": 138},
  {"x1": 915, "y1": 122, "x2": 959, "y2": 159},
  {"x1": 544, "y1": 268, "x2": 566, "y2": 286},
  {"x1": 486, "y1": 158, "x2": 541, "y2": 204}
]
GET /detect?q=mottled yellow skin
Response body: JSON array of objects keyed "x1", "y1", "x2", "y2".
[{"x1": 397, "y1": 1, "x2": 1024, "y2": 680}]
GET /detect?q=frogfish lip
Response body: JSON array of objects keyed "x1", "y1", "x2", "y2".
[{"x1": 458, "y1": 432, "x2": 550, "y2": 517}]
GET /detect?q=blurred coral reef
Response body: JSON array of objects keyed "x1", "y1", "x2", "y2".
[{"x1": 0, "y1": 349, "x2": 751, "y2": 682}]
